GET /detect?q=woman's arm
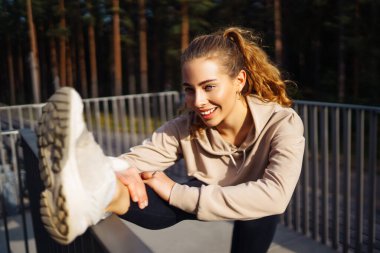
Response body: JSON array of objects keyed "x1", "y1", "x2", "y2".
[
  {"x1": 169, "y1": 112, "x2": 305, "y2": 220},
  {"x1": 116, "y1": 117, "x2": 184, "y2": 209}
]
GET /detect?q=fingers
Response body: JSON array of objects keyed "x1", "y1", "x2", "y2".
[
  {"x1": 140, "y1": 170, "x2": 159, "y2": 180},
  {"x1": 116, "y1": 169, "x2": 175, "y2": 205},
  {"x1": 141, "y1": 171, "x2": 175, "y2": 202},
  {"x1": 115, "y1": 168, "x2": 148, "y2": 209}
]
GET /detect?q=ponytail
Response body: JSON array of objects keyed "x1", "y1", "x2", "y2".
[{"x1": 182, "y1": 27, "x2": 292, "y2": 107}]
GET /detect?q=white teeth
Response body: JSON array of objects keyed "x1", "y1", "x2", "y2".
[{"x1": 200, "y1": 108, "x2": 216, "y2": 116}]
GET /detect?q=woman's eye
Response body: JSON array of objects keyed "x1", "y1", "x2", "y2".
[
  {"x1": 183, "y1": 87, "x2": 194, "y2": 94},
  {"x1": 204, "y1": 85, "x2": 215, "y2": 91}
]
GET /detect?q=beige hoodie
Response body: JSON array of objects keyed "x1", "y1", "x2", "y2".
[{"x1": 120, "y1": 95, "x2": 305, "y2": 221}]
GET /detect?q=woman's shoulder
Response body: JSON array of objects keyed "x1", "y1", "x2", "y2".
[
  {"x1": 248, "y1": 95, "x2": 299, "y2": 115},
  {"x1": 247, "y1": 95, "x2": 303, "y2": 130}
]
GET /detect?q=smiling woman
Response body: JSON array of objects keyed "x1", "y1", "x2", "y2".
[
  {"x1": 182, "y1": 58, "x2": 251, "y2": 146},
  {"x1": 37, "y1": 27, "x2": 305, "y2": 253}
]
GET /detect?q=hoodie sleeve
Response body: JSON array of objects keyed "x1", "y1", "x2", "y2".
[
  {"x1": 169, "y1": 112, "x2": 305, "y2": 220},
  {"x1": 119, "y1": 118, "x2": 183, "y2": 172}
]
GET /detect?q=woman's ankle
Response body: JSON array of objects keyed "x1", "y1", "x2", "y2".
[{"x1": 106, "y1": 179, "x2": 130, "y2": 215}]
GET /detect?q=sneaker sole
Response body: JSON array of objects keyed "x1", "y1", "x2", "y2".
[{"x1": 37, "y1": 87, "x2": 73, "y2": 244}]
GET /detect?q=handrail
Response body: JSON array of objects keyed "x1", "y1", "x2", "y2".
[{"x1": 295, "y1": 99, "x2": 380, "y2": 112}]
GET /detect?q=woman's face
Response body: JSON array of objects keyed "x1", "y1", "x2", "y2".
[{"x1": 182, "y1": 57, "x2": 246, "y2": 130}]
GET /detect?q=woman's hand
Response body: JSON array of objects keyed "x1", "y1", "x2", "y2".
[
  {"x1": 141, "y1": 171, "x2": 176, "y2": 202},
  {"x1": 116, "y1": 167, "x2": 148, "y2": 209}
]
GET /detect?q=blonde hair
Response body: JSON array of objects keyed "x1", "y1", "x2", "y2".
[{"x1": 181, "y1": 27, "x2": 292, "y2": 107}]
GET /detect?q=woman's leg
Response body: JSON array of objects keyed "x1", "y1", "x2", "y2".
[
  {"x1": 230, "y1": 215, "x2": 280, "y2": 253},
  {"x1": 106, "y1": 179, "x2": 131, "y2": 215},
  {"x1": 118, "y1": 178, "x2": 203, "y2": 230}
]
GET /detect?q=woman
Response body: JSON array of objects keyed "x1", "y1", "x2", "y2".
[{"x1": 37, "y1": 27, "x2": 304, "y2": 252}]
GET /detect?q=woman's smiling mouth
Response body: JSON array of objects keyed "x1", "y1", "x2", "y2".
[{"x1": 198, "y1": 107, "x2": 217, "y2": 119}]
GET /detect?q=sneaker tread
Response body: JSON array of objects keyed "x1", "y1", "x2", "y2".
[{"x1": 37, "y1": 88, "x2": 72, "y2": 244}]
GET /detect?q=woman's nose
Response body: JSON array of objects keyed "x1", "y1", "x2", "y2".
[{"x1": 194, "y1": 90, "x2": 207, "y2": 108}]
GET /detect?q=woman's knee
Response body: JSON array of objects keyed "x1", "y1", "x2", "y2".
[
  {"x1": 118, "y1": 183, "x2": 196, "y2": 230},
  {"x1": 231, "y1": 215, "x2": 280, "y2": 253}
]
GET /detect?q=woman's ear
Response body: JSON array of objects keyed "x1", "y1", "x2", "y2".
[{"x1": 236, "y1": 69, "x2": 247, "y2": 92}]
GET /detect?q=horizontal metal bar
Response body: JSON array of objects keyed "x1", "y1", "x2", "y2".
[
  {"x1": 0, "y1": 130, "x2": 19, "y2": 136},
  {"x1": 294, "y1": 100, "x2": 380, "y2": 112}
]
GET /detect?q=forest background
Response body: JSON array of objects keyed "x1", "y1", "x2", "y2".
[{"x1": 0, "y1": 0, "x2": 379, "y2": 106}]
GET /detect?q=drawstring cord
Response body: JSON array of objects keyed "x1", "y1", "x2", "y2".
[
  {"x1": 229, "y1": 149, "x2": 246, "y2": 174},
  {"x1": 229, "y1": 154, "x2": 237, "y2": 168}
]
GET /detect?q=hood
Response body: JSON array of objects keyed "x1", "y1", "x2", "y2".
[{"x1": 192, "y1": 95, "x2": 278, "y2": 156}]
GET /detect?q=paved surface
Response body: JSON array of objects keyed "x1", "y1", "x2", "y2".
[
  {"x1": 0, "y1": 211, "x2": 36, "y2": 253},
  {"x1": 124, "y1": 220, "x2": 337, "y2": 253},
  {"x1": 1, "y1": 211, "x2": 336, "y2": 253}
]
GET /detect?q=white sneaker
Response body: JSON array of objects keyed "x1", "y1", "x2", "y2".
[{"x1": 37, "y1": 87, "x2": 129, "y2": 245}]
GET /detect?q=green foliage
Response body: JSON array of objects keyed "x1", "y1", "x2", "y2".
[{"x1": 0, "y1": 0, "x2": 379, "y2": 106}]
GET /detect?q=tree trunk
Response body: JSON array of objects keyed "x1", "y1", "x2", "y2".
[
  {"x1": 87, "y1": 0, "x2": 98, "y2": 98},
  {"x1": 274, "y1": 0, "x2": 283, "y2": 66},
  {"x1": 39, "y1": 25, "x2": 49, "y2": 99},
  {"x1": 78, "y1": 25, "x2": 88, "y2": 98},
  {"x1": 49, "y1": 36, "x2": 60, "y2": 91},
  {"x1": 313, "y1": 38, "x2": 321, "y2": 95},
  {"x1": 6, "y1": 36, "x2": 16, "y2": 104},
  {"x1": 26, "y1": 0, "x2": 40, "y2": 103},
  {"x1": 138, "y1": 0, "x2": 148, "y2": 93},
  {"x1": 17, "y1": 43, "x2": 25, "y2": 100},
  {"x1": 59, "y1": 0, "x2": 66, "y2": 87},
  {"x1": 181, "y1": 0, "x2": 189, "y2": 53},
  {"x1": 113, "y1": 0, "x2": 122, "y2": 96},
  {"x1": 150, "y1": 0, "x2": 161, "y2": 91},
  {"x1": 352, "y1": 0, "x2": 360, "y2": 100},
  {"x1": 88, "y1": 23, "x2": 98, "y2": 97},
  {"x1": 337, "y1": 0, "x2": 345, "y2": 102},
  {"x1": 127, "y1": 46, "x2": 136, "y2": 94},
  {"x1": 369, "y1": 0, "x2": 378, "y2": 105},
  {"x1": 66, "y1": 42, "x2": 73, "y2": 86}
]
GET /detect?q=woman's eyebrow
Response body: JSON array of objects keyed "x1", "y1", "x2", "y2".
[{"x1": 182, "y1": 79, "x2": 217, "y2": 87}]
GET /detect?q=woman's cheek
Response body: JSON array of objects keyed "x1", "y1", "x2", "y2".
[{"x1": 185, "y1": 95, "x2": 194, "y2": 107}]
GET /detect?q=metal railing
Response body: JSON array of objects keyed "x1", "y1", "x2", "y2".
[
  {"x1": 1, "y1": 91, "x2": 180, "y2": 156},
  {"x1": 0, "y1": 93, "x2": 379, "y2": 252},
  {"x1": 284, "y1": 101, "x2": 379, "y2": 252},
  {"x1": 0, "y1": 91, "x2": 180, "y2": 253}
]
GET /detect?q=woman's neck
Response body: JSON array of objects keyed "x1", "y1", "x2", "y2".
[{"x1": 216, "y1": 99, "x2": 253, "y2": 147}]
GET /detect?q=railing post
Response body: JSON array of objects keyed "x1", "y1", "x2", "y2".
[
  {"x1": 343, "y1": 108, "x2": 352, "y2": 253},
  {"x1": 354, "y1": 109, "x2": 365, "y2": 252},
  {"x1": 0, "y1": 181, "x2": 12, "y2": 253},
  {"x1": 331, "y1": 107, "x2": 340, "y2": 250},
  {"x1": 300, "y1": 104, "x2": 310, "y2": 236},
  {"x1": 103, "y1": 99, "x2": 112, "y2": 155},
  {"x1": 293, "y1": 104, "x2": 302, "y2": 233},
  {"x1": 143, "y1": 95, "x2": 151, "y2": 135},
  {"x1": 320, "y1": 106, "x2": 329, "y2": 245},
  {"x1": 368, "y1": 111, "x2": 377, "y2": 253},
  {"x1": 310, "y1": 106, "x2": 319, "y2": 241}
]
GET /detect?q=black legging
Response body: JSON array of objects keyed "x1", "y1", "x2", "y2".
[{"x1": 119, "y1": 178, "x2": 279, "y2": 253}]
